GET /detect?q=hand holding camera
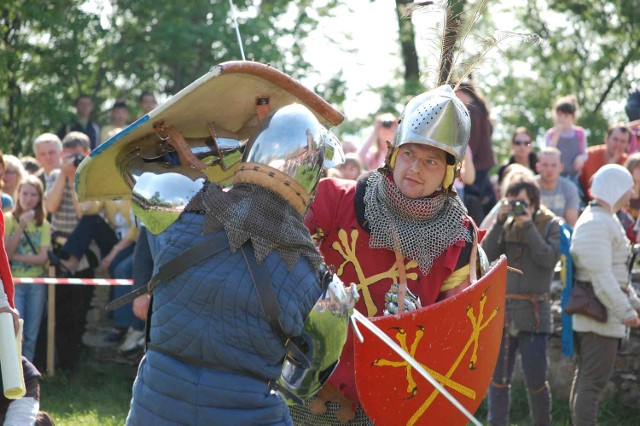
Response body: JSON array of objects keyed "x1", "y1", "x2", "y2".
[
  {"x1": 62, "y1": 152, "x2": 86, "y2": 178},
  {"x1": 498, "y1": 199, "x2": 532, "y2": 224}
]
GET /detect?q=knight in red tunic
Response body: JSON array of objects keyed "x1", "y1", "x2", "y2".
[{"x1": 290, "y1": 85, "x2": 479, "y2": 425}]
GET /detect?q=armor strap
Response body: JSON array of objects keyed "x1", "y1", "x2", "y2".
[
  {"x1": 105, "y1": 231, "x2": 230, "y2": 311},
  {"x1": 107, "y1": 228, "x2": 312, "y2": 367},
  {"x1": 239, "y1": 245, "x2": 310, "y2": 368},
  {"x1": 240, "y1": 244, "x2": 290, "y2": 345}
]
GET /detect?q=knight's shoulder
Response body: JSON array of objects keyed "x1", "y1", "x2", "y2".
[{"x1": 316, "y1": 176, "x2": 357, "y2": 199}]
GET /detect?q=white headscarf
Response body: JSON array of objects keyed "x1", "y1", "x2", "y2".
[{"x1": 590, "y1": 164, "x2": 633, "y2": 209}]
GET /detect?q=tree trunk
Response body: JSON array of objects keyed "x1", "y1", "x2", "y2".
[
  {"x1": 394, "y1": 0, "x2": 468, "y2": 93},
  {"x1": 394, "y1": 0, "x2": 421, "y2": 94}
]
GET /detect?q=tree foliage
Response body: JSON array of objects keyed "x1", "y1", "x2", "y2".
[
  {"x1": 479, "y1": 0, "x2": 640, "y2": 151},
  {"x1": 0, "y1": 0, "x2": 338, "y2": 154},
  {"x1": 3, "y1": 0, "x2": 638, "y2": 158}
]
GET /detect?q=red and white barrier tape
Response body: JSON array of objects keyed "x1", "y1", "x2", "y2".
[{"x1": 14, "y1": 277, "x2": 132, "y2": 286}]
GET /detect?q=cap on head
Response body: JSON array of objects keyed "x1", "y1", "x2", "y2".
[
  {"x1": 386, "y1": 85, "x2": 470, "y2": 189},
  {"x1": 234, "y1": 103, "x2": 343, "y2": 214},
  {"x1": 590, "y1": 164, "x2": 633, "y2": 207}
]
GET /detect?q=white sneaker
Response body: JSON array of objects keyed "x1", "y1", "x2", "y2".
[{"x1": 118, "y1": 327, "x2": 146, "y2": 355}]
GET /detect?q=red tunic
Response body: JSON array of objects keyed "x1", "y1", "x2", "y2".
[
  {"x1": 305, "y1": 177, "x2": 470, "y2": 405},
  {"x1": 0, "y1": 213, "x2": 15, "y2": 308}
]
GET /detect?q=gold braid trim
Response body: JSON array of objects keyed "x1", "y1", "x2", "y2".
[{"x1": 233, "y1": 162, "x2": 311, "y2": 215}]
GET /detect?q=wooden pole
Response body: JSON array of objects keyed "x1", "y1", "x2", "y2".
[{"x1": 46, "y1": 266, "x2": 56, "y2": 377}]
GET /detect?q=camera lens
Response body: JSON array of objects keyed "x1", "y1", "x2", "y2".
[{"x1": 73, "y1": 154, "x2": 85, "y2": 168}]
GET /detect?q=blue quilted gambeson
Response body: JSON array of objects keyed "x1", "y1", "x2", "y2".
[{"x1": 126, "y1": 213, "x2": 323, "y2": 425}]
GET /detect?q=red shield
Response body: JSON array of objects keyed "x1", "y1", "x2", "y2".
[{"x1": 354, "y1": 257, "x2": 507, "y2": 425}]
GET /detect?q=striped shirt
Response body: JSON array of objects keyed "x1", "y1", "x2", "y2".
[{"x1": 45, "y1": 170, "x2": 80, "y2": 236}]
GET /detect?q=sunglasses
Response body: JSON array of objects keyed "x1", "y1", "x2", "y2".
[{"x1": 513, "y1": 140, "x2": 531, "y2": 146}]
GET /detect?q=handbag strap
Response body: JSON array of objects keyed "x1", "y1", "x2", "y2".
[{"x1": 22, "y1": 230, "x2": 39, "y2": 255}]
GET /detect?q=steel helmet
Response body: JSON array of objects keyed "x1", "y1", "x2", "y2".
[
  {"x1": 387, "y1": 85, "x2": 470, "y2": 189},
  {"x1": 234, "y1": 103, "x2": 343, "y2": 214}
]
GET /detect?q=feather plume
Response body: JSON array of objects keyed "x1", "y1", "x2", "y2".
[
  {"x1": 451, "y1": 30, "x2": 541, "y2": 90},
  {"x1": 405, "y1": 1, "x2": 460, "y2": 89},
  {"x1": 403, "y1": 0, "x2": 541, "y2": 89},
  {"x1": 445, "y1": 0, "x2": 492, "y2": 84}
]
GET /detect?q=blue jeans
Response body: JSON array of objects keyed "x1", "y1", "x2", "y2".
[
  {"x1": 488, "y1": 330, "x2": 551, "y2": 426},
  {"x1": 14, "y1": 283, "x2": 47, "y2": 362},
  {"x1": 110, "y1": 245, "x2": 144, "y2": 331}
]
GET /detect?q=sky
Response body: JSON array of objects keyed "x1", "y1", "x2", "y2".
[{"x1": 299, "y1": 0, "x2": 403, "y2": 122}]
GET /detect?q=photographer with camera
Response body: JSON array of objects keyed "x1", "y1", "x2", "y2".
[
  {"x1": 481, "y1": 174, "x2": 561, "y2": 426},
  {"x1": 41, "y1": 131, "x2": 93, "y2": 373},
  {"x1": 45, "y1": 132, "x2": 89, "y2": 225}
]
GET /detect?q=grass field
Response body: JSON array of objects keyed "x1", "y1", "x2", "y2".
[{"x1": 39, "y1": 352, "x2": 640, "y2": 426}]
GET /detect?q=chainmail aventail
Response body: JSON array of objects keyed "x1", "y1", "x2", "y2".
[
  {"x1": 363, "y1": 171, "x2": 471, "y2": 275},
  {"x1": 185, "y1": 182, "x2": 323, "y2": 270}
]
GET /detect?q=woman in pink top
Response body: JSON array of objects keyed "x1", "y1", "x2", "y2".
[{"x1": 357, "y1": 113, "x2": 398, "y2": 171}]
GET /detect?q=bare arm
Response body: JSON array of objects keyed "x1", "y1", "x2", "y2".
[
  {"x1": 564, "y1": 208, "x2": 578, "y2": 228},
  {"x1": 45, "y1": 171, "x2": 67, "y2": 213},
  {"x1": 4, "y1": 220, "x2": 24, "y2": 258},
  {"x1": 460, "y1": 147, "x2": 476, "y2": 185}
]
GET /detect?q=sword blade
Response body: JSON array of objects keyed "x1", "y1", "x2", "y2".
[{"x1": 351, "y1": 310, "x2": 481, "y2": 426}]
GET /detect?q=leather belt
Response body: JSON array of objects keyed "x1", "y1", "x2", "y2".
[{"x1": 507, "y1": 293, "x2": 550, "y2": 331}]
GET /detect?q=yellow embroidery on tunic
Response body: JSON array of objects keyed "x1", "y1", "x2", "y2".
[
  {"x1": 331, "y1": 228, "x2": 418, "y2": 316},
  {"x1": 440, "y1": 265, "x2": 470, "y2": 292}
]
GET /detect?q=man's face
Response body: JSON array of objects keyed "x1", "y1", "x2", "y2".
[
  {"x1": 537, "y1": 154, "x2": 562, "y2": 182},
  {"x1": 34, "y1": 141, "x2": 61, "y2": 173},
  {"x1": 112, "y1": 107, "x2": 130, "y2": 126},
  {"x1": 76, "y1": 97, "x2": 93, "y2": 119},
  {"x1": 392, "y1": 143, "x2": 447, "y2": 199},
  {"x1": 605, "y1": 129, "x2": 630, "y2": 158}
]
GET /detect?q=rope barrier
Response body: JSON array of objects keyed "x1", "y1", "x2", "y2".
[{"x1": 13, "y1": 277, "x2": 132, "y2": 285}]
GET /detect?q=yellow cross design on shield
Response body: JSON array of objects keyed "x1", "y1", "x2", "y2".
[{"x1": 372, "y1": 291, "x2": 499, "y2": 426}]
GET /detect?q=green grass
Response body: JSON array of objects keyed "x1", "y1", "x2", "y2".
[
  {"x1": 471, "y1": 382, "x2": 640, "y2": 426},
  {"x1": 39, "y1": 354, "x2": 134, "y2": 426},
  {"x1": 38, "y1": 354, "x2": 640, "y2": 426}
]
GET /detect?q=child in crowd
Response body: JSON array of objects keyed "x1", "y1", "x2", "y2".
[
  {"x1": 4, "y1": 175, "x2": 51, "y2": 361},
  {"x1": 336, "y1": 153, "x2": 364, "y2": 181},
  {"x1": 545, "y1": 95, "x2": 588, "y2": 180}
]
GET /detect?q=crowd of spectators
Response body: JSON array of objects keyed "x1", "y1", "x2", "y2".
[
  {"x1": 5, "y1": 82, "x2": 640, "y2": 425},
  {"x1": 2, "y1": 92, "x2": 158, "y2": 378}
]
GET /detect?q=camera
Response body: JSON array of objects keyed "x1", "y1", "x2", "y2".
[
  {"x1": 71, "y1": 153, "x2": 86, "y2": 168},
  {"x1": 509, "y1": 200, "x2": 528, "y2": 216}
]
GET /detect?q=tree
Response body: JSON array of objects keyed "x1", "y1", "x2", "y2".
[
  {"x1": 480, "y1": 0, "x2": 640, "y2": 149},
  {"x1": 0, "y1": 0, "x2": 341, "y2": 154},
  {"x1": 0, "y1": 1, "x2": 106, "y2": 154}
]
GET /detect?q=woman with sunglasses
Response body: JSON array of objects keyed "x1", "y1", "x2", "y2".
[{"x1": 497, "y1": 127, "x2": 539, "y2": 184}]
